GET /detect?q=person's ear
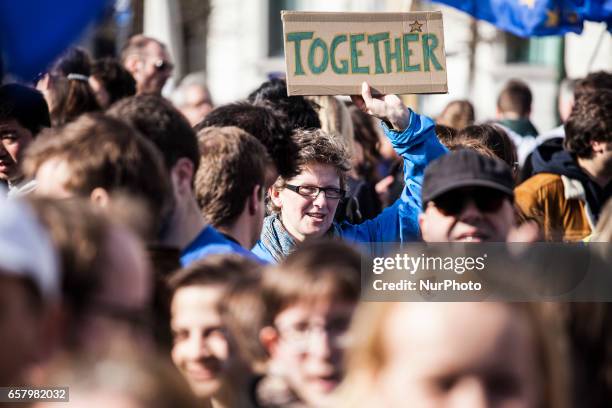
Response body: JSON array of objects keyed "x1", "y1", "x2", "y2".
[
  {"x1": 418, "y1": 212, "x2": 428, "y2": 241},
  {"x1": 269, "y1": 185, "x2": 283, "y2": 209},
  {"x1": 248, "y1": 185, "x2": 263, "y2": 216},
  {"x1": 259, "y1": 326, "x2": 280, "y2": 358},
  {"x1": 171, "y1": 158, "x2": 195, "y2": 197},
  {"x1": 90, "y1": 187, "x2": 110, "y2": 208},
  {"x1": 591, "y1": 140, "x2": 606, "y2": 155}
]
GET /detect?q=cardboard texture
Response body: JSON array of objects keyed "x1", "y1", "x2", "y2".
[{"x1": 282, "y1": 11, "x2": 448, "y2": 96}]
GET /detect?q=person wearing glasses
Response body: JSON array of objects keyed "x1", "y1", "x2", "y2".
[
  {"x1": 258, "y1": 240, "x2": 361, "y2": 408},
  {"x1": 121, "y1": 35, "x2": 174, "y2": 96},
  {"x1": 253, "y1": 82, "x2": 447, "y2": 262}
]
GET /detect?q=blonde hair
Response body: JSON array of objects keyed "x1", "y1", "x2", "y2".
[
  {"x1": 334, "y1": 302, "x2": 570, "y2": 408},
  {"x1": 436, "y1": 99, "x2": 475, "y2": 130},
  {"x1": 261, "y1": 240, "x2": 361, "y2": 326}
]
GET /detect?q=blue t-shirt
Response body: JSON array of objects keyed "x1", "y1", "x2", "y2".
[{"x1": 180, "y1": 225, "x2": 266, "y2": 266}]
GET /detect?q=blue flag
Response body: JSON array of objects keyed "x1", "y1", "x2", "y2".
[
  {"x1": 0, "y1": 0, "x2": 109, "y2": 80},
  {"x1": 433, "y1": 0, "x2": 612, "y2": 37}
]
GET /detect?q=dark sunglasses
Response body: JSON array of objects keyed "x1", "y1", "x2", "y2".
[
  {"x1": 431, "y1": 187, "x2": 511, "y2": 216},
  {"x1": 154, "y1": 59, "x2": 174, "y2": 72}
]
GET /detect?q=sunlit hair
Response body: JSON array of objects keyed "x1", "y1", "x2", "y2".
[
  {"x1": 166, "y1": 254, "x2": 260, "y2": 303},
  {"x1": 459, "y1": 123, "x2": 518, "y2": 170},
  {"x1": 120, "y1": 35, "x2": 166, "y2": 63},
  {"x1": 219, "y1": 274, "x2": 268, "y2": 373},
  {"x1": 436, "y1": 99, "x2": 475, "y2": 130},
  {"x1": 42, "y1": 346, "x2": 199, "y2": 408},
  {"x1": 334, "y1": 302, "x2": 569, "y2": 408},
  {"x1": 261, "y1": 239, "x2": 361, "y2": 327},
  {"x1": 269, "y1": 128, "x2": 351, "y2": 213}
]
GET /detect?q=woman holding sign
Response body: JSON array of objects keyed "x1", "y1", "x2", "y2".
[{"x1": 252, "y1": 82, "x2": 447, "y2": 262}]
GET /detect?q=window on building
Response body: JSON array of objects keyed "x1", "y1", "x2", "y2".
[
  {"x1": 505, "y1": 33, "x2": 563, "y2": 66},
  {"x1": 268, "y1": 0, "x2": 301, "y2": 57}
]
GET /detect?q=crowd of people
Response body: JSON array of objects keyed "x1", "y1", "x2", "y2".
[{"x1": 1, "y1": 34, "x2": 611, "y2": 407}]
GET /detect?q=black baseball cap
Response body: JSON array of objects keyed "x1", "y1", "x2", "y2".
[{"x1": 422, "y1": 149, "x2": 515, "y2": 206}]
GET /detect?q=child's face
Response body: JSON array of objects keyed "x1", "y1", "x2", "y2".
[
  {"x1": 170, "y1": 285, "x2": 232, "y2": 399},
  {"x1": 374, "y1": 303, "x2": 540, "y2": 408},
  {"x1": 271, "y1": 299, "x2": 356, "y2": 407}
]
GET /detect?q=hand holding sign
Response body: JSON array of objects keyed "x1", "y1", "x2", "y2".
[{"x1": 351, "y1": 82, "x2": 410, "y2": 131}]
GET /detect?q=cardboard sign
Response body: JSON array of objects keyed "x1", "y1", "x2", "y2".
[{"x1": 282, "y1": 11, "x2": 448, "y2": 96}]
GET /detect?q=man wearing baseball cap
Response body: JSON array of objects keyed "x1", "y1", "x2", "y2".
[
  {"x1": 0, "y1": 194, "x2": 60, "y2": 385},
  {"x1": 418, "y1": 149, "x2": 517, "y2": 242}
]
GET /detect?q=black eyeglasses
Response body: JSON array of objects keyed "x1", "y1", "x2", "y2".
[
  {"x1": 285, "y1": 184, "x2": 346, "y2": 200},
  {"x1": 154, "y1": 59, "x2": 174, "y2": 72},
  {"x1": 431, "y1": 188, "x2": 510, "y2": 216}
]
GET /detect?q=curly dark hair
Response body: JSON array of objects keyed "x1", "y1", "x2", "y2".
[
  {"x1": 574, "y1": 71, "x2": 612, "y2": 99},
  {"x1": 196, "y1": 101, "x2": 298, "y2": 179},
  {"x1": 247, "y1": 78, "x2": 321, "y2": 130},
  {"x1": 270, "y1": 128, "x2": 351, "y2": 213},
  {"x1": 564, "y1": 89, "x2": 612, "y2": 158}
]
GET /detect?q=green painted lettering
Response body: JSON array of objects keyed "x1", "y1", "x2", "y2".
[
  {"x1": 330, "y1": 34, "x2": 349, "y2": 74},
  {"x1": 287, "y1": 32, "x2": 314, "y2": 75},
  {"x1": 422, "y1": 34, "x2": 443, "y2": 72},
  {"x1": 367, "y1": 33, "x2": 389, "y2": 74},
  {"x1": 350, "y1": 34, "x2": 369, "y2": 74},
  {"x1": 402, "y1": 33, "x2": 420, "y2": 72},
  {"x1": 308, "y1": 38, "x2": 329, "y2": 74},
  {"x1": 384, "y1": 38, "x2": 403, "y2": 73}
]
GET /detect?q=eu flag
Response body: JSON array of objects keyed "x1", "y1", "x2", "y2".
[
  {"x1": 0, "y1": 0, "x2": 109, "y2": 80},
  {"x1": 433, "y1": 0, "x2": 612, "y2": 37}
]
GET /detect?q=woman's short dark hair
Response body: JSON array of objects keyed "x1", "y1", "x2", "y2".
[
  {"x1": 270, "y1": 128, "x2": 350, "y2": 213},
  {"x1": 458, "y1": 124, "x2": 517, "y2": 169}
]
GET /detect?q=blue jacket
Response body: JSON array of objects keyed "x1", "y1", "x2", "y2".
[
  {"x1": 181, "y1": 225, "x2": 267, "y2": 266},
  {"x1": 252, "y1": 110, "x2": 447, "y2": 263}
]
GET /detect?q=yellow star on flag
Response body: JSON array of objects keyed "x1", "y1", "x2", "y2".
[
  {"x1": 545, "y1": 9, "x2": 559, "y2": 27},
  {"x1": 520, "y1": 0, "x2": 536, "y2": 8}
]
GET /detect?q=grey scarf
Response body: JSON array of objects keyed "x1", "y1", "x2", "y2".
[{"x1": 260, "y1": 213, "x2": 341, "y2": 262}]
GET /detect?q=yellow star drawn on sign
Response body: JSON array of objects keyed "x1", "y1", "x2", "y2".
[
  {"x1": 409, "y1": 20, "x2": 423, "y2": 32},
  {"x1": 520, "y1": 0, "x2": 536, "y2": 8},
  {"x1": 545, "y1": 9, "x2": 559, "y2": 27}
]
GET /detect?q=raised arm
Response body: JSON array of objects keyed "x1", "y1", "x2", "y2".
[{"x1": 341, "y1": 82, "x2": 447, "y2": 244}]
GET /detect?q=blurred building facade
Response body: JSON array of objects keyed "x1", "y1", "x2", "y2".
[{"x1": 115, "y1": 0, "x2": 610, "y2": 133}]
